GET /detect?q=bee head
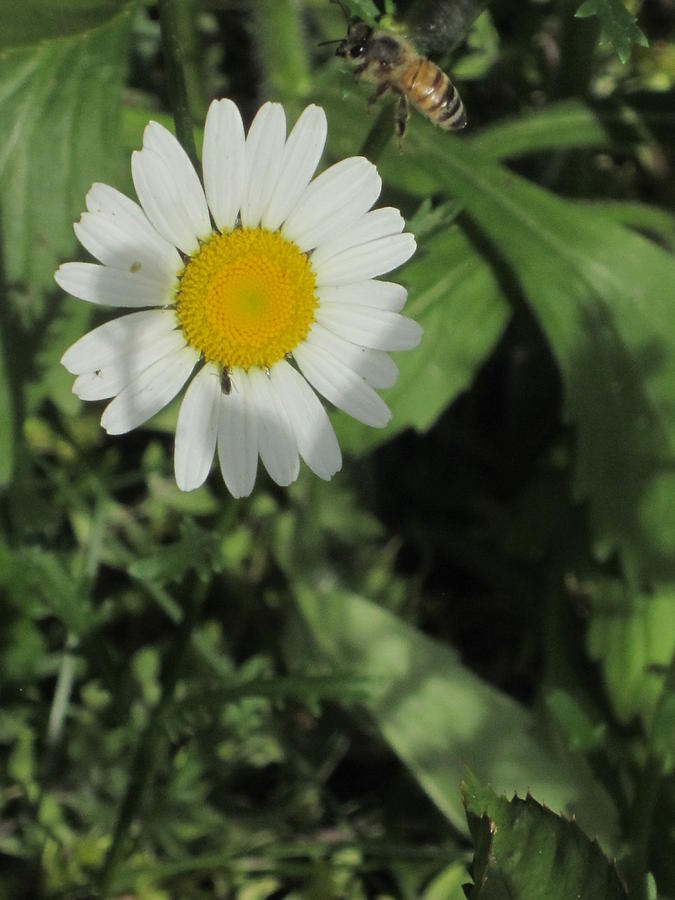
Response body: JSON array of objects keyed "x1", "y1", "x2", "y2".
[{"x1": 336, "y1": 21, "x2": 373, "y2": 60}]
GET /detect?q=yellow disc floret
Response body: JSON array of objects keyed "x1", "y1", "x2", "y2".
[{"x1": 176, "y1": 228, "x2": 318, "y2": 370}]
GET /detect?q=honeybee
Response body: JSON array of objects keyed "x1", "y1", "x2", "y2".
[{"x1": 336, "y1": 20, "x2": 467, "y2": 138}]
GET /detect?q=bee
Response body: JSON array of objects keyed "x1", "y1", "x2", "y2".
[
  {"x1": 336, "y1": 20, "x2": 467, "y2": 139},
  {"x1": 220, "y1": 366, "x2": 232, "y2": 395}
]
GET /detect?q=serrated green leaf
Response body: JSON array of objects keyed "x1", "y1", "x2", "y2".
[
  {"x1": 373, "y1": 134, "x2": 675, "y2": 577},
  {"x1": 293, "y1": 584, "x2": 618, "y2": 845},
  {"x1": 462, "y1": 770, "x2": 627, "y2": 899},
  {"x1": 0, "y1": 0, "x2": 129, "y2": 49},
  {"x1": 575, "y1": 0, "x2": 648, "y2": 64}
]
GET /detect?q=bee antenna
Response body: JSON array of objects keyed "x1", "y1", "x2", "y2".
[
  {"x1": 318, "y1": 37, "x2": 343, "y2": 46},
  {"x1": 330, "y1": 0, "x2": 351, "y2": 22}
]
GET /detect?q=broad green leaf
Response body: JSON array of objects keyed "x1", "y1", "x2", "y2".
[
  {"x1": 0, "y1": 0, "x2": 128, "y2": 48},
  {"x1": 334, "y1": 221, "x2": 510, "y2": 454},
  {"x1": 584, "y1": 201, "x2": 675, "y2": 252},
  {"x1": 576, "y1": 0, "x2": 648, "y2": 64},
  {"x1": 0, "y1": 10, "x2": 133, "y2": 423},
  {"x1": 586, "y1": 580, "x2": 675, "y2": 733},
  {"x1": 374, "y1": 133, "x2": 675, "y2": 575},
  {"x1": 293, "y1": 584, "x2": 618, "y2": 844},
  {"x1": 462, "y1": 770, "x2": 627, "y2": 899},
  {"x1": 0, "y1": 9, "x2": 132, "y2": 306},
  {"x1": 469, "y1": 99, "x2": 650, "y2": 160}
]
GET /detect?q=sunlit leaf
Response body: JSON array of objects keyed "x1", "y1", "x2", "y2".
[
  {"x1": 0, "y1": 0, "x2": 129, "y2": 48},
  {"x1": 0, "y1": 9, "x2": 133, "y2": 429},
  {"x1": 293, "y1": 583, "x2": 618, "y2": 844}
]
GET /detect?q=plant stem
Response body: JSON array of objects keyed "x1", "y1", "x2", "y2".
[
  {"x1": 359, "y1": 106, "x2": 392, "y2": 164},
  {"x1": 157, "y1": 0, "x2": 200, "y2": 168},
  {"x1": 97, "y1": 578, "x2": 208, "y2": 897},
  {"x1": 250, "y1": 0, "x2": 311, "y2": 102}
]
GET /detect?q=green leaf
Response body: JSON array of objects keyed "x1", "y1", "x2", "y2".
[
  {"x1": 586, "y1": 580, "x2": 675, "y2": 734},
  {"x1": 128, "y1": 522, "x2": 223, "y2": 587},
  {"x1": 375, "y1": 134, "x2": 675, "y2": 576},
  {"x1": 0, "y1": 9, "x2": 133, "y2": 423},
  {"x1": 0, "y1": 0, "x2": 128, "y2": 48},
  {"x1": 0, "y1": 9, "x2": 132, "y2": 306},
  {"x1": 339, "y1": 0, "x2": 381, "y2": 26},
  {"x1": 469, "y1": 99, "x2": 650, "y2": 161},
  {"x1": 422, "y1": 862, "x2": 471, "y2": 900},
  {"x1": 13, "y1": 547, "x2": 95, "y2": 636},
  {"x1": 334, "y1": 218, "x2": 510, "y2": 454},
  {"x1": 462, "y1": 770, "x2": 627, "y2": 899},
  {"x1": 293, "y1": 583, "x2": 618, "y2": 845},
  {"x1": 545, "y1": 688, "x2": 606, "y2": 753},
  {"x1": 575, "y1": 0, "x2": 648, "y2": 64}
]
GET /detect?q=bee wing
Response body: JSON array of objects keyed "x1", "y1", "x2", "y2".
[{"x1": 406, "y1": 0, "x2": 490, "y2": 55}]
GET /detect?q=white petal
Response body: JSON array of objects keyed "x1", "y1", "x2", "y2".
[
  {"x1": 247, "y1": 366, "x2": 299, "y2": 487},
  {"x1": 240, "y1": 102, "x2": 286, "y2": 229},
  {"x1": 317, "y1": 280, "x2": 408, "y2": 313},
  {"x1": 72, "y1": 328, "x2": 187, "y2": 400},
  {"x1": 310, "y1": 207, "x2": 404, "y2": 270},
  {"x1": 61, "y1": 309, "x2": 178, "y2": 374},
  {"x1": 174, "y1": 363, "x2": 221, "y2": 491},
  {"x1": 77, "y1": 182, "x2": 182, "y2": 284},
  {"x1": 314, "y1": 304, "x2": 422, "y2": 351},
  {"x1": 293, "y1": 342, "x2": 391, "y2": 428},
  {"x1": 271, "y1": 360, "x2": 341, "y2": 480},
  {"x1": 101, "y1": 345, "x2": 198, "y2": 435},
  {"x1": 202, "y1": 98, "x2": 246, "y2": 232},
  {"x1": 132, "y1": 122, "x2": 211, "y2": 255},
  {"x1": 314, "y1": 233, "x2": 416, "y2": 285},
  {"x1": 217, "y1": 368, "x2": 258, "y2": 498},
  {"x1": 282, "y1": 157, "x2": 381, "y2": 252},
  {"x1": 262, "y1": 105, "x2": 327, "y2": 232},
  {"x1": 305, "y1": 324, "x2": 398, "y2": 389},
  {"x1": 55, "y1": 263, "x2": 172, "y2": 307}
]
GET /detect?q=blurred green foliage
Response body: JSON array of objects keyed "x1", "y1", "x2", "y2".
[{"x1": 0, "y1": 0, "x2": 674, "y2": 897}]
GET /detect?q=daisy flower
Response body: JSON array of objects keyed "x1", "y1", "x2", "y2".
[{"x1": 55, "y1": 99, "x2": 420, "y2": 497}]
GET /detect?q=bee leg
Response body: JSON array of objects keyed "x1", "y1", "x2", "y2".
[
  {"x1": 394, "y1": 92, "x2": 409, "y2": 142},
  {"x1": 368, "y1": 82, "x2": 391, "y2": 108}
]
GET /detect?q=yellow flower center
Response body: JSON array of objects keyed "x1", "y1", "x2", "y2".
[{"x1": 176, "y1": 228, "x2": 318, "y2": 370}]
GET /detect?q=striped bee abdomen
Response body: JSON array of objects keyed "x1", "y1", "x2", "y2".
[{"x1": 404, "y1": 57, "x2": 466, "y2": 131}]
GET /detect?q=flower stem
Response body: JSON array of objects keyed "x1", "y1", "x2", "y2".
[
  {"x1": 251, "y1": 0, "x2": 311, "y2": 102},
  {"x1": 359, "y1": 107, "x2": 392, "y2": 164},
  {"x1": 157, "y1": 0, "x2": 200, "y2": 168},
  {"x1": 97, "y1": 578, "x2": 208, "y2": 897}
]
